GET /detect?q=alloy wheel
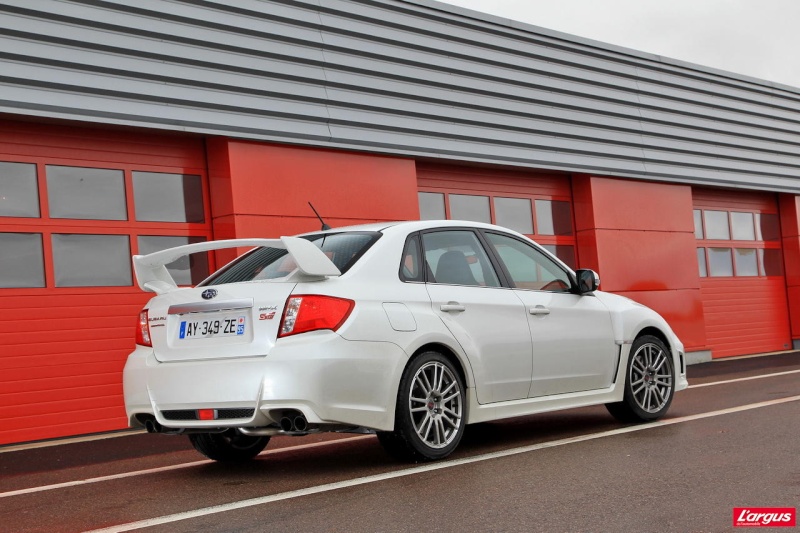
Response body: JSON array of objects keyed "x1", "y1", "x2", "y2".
[
  {"x1": 629, "y1": 342, "x2": 673, "y2": 413},
  {"x1": 408, "y1": 361, "x2": 463, "y2": 449}
]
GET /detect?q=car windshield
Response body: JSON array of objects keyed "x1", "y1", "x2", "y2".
[{"x1": 202, "y1": 231, "x2": 380, "y2": 286}]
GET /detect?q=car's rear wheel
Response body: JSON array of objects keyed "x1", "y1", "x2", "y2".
[
  {"x1": 188, "y1": 429, "x2": 270, "y2": 462},
  {"x1": 378, "y1": 351, "x2": 466, "y2": 462},
  {"x1": 606, "y1": 335, "x2": 675, "y2": 423}
]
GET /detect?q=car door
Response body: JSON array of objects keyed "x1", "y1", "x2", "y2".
[
  {"x1": 421, "y1": 229, "x2": 532, "y2": 404},
  {"x1": 482, "y1": 231, "x2": 618, "y2": 398}
]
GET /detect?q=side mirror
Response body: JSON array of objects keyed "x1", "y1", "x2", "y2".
[{"x1": 575, "y1": 269, "x2": 600, "y2": 294}]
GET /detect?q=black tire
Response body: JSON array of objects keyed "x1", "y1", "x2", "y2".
[
  {"x1": 606, "y1": 335, "x2": 675, "y2": 423},
  {"x1": 188, "y1": 429, "x2": 270, "y2": 462},
  {"x1": 378, "y1": 351, "x2": 466, "y2": 462}
]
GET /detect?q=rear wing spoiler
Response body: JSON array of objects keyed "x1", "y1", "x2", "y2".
[{"x1": 132, "y1": 237, "x2": 341, "y2": 294}]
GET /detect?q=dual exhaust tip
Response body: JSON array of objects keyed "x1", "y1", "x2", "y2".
[{"x1": 279, "y1": 414, "x2": 308, "y2": 432}]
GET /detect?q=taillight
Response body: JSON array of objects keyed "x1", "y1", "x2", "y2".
[
  {"x1": 136, "y1": 309, "x2": 152, "y2": 347},
  {"x1": 278, "y1": 295, "x2": 355, "y2": 338}
]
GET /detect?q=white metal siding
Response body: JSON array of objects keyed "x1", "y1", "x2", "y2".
[{"x1": 1, "y1": 0, "x2": 799, "y2": 191}]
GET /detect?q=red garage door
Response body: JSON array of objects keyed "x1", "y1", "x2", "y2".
[
  {"x1": 693, "y1": 188, "x2": 792, "y2": 358},
  {"x1": 0, "y1": 121, "x2": 213, "y2": 445},
  {"x1": 416, "y1": 164, "x2": 577, "y2": 268}
]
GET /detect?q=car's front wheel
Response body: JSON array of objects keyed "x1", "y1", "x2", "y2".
[
  {"x1": 378, "y1": 351, "x2": 466, "y2": 462},
  {"x1": 188, "y1": 429, "x2": 270, "y2": 462},
  {"x1": 606, "y1": 335, "x2": 675, "y2": 423}
]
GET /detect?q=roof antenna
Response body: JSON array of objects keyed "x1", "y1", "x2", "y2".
[{"x1": 308, "y1": 202, "x2": 332, "y2": 231}]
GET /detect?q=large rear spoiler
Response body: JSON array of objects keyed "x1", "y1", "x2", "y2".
[{"x1": 132, "y1": 237, "x2": 341, "y2": 294}]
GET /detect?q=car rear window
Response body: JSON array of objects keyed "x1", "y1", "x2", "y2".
[{"x1": 202, "y1": 232, "x2": 380, "y2": 286}]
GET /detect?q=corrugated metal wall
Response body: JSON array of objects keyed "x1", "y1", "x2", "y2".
[{"x1": 1, "y1": 0, "x2": 800, "y2": 192}]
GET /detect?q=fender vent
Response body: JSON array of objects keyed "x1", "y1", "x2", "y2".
[{"x1": 161, "y1": 408, "x2": 255, "y2": 420}]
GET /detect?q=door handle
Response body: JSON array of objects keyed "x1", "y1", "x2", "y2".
[
  {"x1": 529, "y1": 305, "x2": 550, "y2": 316},
  {"x1": 440, "y1": 302, "x2": 466, "y2": 313}
]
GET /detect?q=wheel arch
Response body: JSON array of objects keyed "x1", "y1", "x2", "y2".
[
  {"x1": 634, "y1": 326, "x2": 672, "y2": 352},
  {"x1": 408, "y1": 342, "x2": 470, "y2": 392}
]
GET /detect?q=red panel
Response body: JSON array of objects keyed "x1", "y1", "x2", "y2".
[
  {"x1": 591, "y1": 230, "x2": 700, "y2": 292},
  {"x1": 778, "y1": 195, "x2": 800, "y2": 342},
  {"x1": 226, "y1": 142, "x2": 419, "y2": 220},
  {"x1": 779, "y1": 194, "x2": 800, "y2": 239},
  {"x1": 582, "y1": 177, "x2": 694, "y2": 232},
  {"x1": 417, "y1": 164, "x2": 571, "y2": 199},
  {"x1": 0, "y1": 120, "x2": 206, "y2": 172},
  {"x1": 700, "y1": 278, "x2": 792, "y2": 358},
  {"x1": 693, "y1": 187, "x2": 778, "y2": 212},
  {"x1": 205, "y1": 137, "x2": 235, "y2": 220},
  {"x1": 614, "y1": 289, "x2": 707, "y2": 351},
  {"x1": 787, "y1": 286, "x2": 800, "y2": 338},
  {"x1": 571, "y1": 174, "x2": 596, "y2": 232},
  {"x1": 574, "y1": 230, "x2": 600, "y2": 273}
]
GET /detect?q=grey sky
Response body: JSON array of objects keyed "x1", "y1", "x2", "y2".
[{"x1": 437, "y1": 0, "x2": 800, "y2": 89}]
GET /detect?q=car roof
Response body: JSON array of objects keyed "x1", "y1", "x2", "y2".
[{"x1": 298, "y1": 219, "x2": 514, "y2": 236}]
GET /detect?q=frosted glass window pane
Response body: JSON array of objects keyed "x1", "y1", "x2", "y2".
[
  {"x1": 418, "y1": 192, "x2": 445, "y2": 220},
  {"x1": 703, "y1": 211, "x2": 730, "y2": 240},
  {"x1": 693, "y1": 210, "x2": 703, "y2": 239},
  {"x1": 449, "y1": 194, "x2": 490, "y2": 223},
  {"x1": 494, "y1": 197, "x2": 533, "y2": 234},
  {"x1": 697, "y1": 248, "x2": 707, "y2": 278},
  {"x1": 0, "y1": 162, "x2": 39, "y2": 217},
  {"x1": 707, "y1": 247, "x2": 733, "y2": 277},
  {"x1": 0, "y1": 233, "x2": 45, "y2": 287},
  {"x1": 52, "y1": 234, "x2": 131, "y2": 287},
  {"x1": 755, "y1": 213, "x2": 780, "y2": 241},
  {"x1": 730, "y1": 212, "x2": 755, "y2": 241},
  {"x1": 133, "y1": 172, "x2": 204, "y2": 222},
  {"x1": 138, "y1": 236, "x2": 208, "y2": 286},
  {"x1": 47, "y1": 166, "x2": 127, "y2": 220},
  {"x1": 535, "y1": 200, "x2": 573, "y2": 235},
  {"x1": 734, "y1": 248, "x2": 758, "y2": 276}
]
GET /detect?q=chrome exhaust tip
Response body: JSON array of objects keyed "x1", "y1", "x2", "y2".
[{"x1": 279, "y1": 417, "x2": 294, "y2": 432}]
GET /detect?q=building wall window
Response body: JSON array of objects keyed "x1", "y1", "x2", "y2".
[
  {"x1": 0, "y1": 161, "x2": 39, "y2": 217},
  {"x1": 418, "y1": 190, "x2": 576, "y2": 268},
  {"x1": 493, "y1": 197, "x2": 533, "y2": 234},
  {"x1": 0, "y1": 233, "x2": 45, "y2": 288},
  {"x1": 694, "y1": 208, "x2": 782, "y2": 278},
  {"x1": 52, "y1": 234, "x2": 132, "y2": 287},
  {"x1": 449, "y1": 194, "x2": 491, "y2": 224},
  {"x1": 133, "y1": 171, "x2": 204, "y2": 223},
  {"x1": 46, "y1": 166, "x2": 127, "y2": 220},
  {"x1": 0, "y1": 160, "x2": 211, "y2": 290}
]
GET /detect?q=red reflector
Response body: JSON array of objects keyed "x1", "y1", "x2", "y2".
[{"x1": 197, "y1": 409, "x2": 217, "y2": 421}]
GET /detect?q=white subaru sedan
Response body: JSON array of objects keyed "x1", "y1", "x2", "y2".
[{"x1": 124, "y1": 220, "x2": 688, "y2": 462}]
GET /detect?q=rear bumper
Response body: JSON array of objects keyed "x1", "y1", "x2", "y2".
[{"x1": 123, "y1": 331, "x2": 408, "y2": 432}]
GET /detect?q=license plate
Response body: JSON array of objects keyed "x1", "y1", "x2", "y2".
[{"x1": 178, "y1": 314, "x2": 247, "y2": 339}]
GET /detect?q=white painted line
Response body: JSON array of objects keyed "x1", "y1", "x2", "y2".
[
  {"x1": 86, "y1": 394, "x2": 800, "y2": 533},
  {"x1": 689, "y1": 368, "x2": 800, "y2": 389},
  {"x1": 0, "y1": 435, "x2": 372, "y2": 499}
]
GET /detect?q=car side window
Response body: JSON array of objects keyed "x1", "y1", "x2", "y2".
[
  {"x1": 485, "y1": 232, "x2": 572, "y2": 292},
  {"x1": 399, "y1": 234, "x2": 423, "y2": 282},
  {"x1": 422, "y1": 230, "x2": 500, "y2": 287}
]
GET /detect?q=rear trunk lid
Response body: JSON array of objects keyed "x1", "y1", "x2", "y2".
[{"x1": 146, "y1": 282, "x2": 295, "y2": 362}]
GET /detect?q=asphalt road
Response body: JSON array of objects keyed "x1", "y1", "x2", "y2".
[{"x1": 2, "y1": 352, "x2": 799, "y2": 533}]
